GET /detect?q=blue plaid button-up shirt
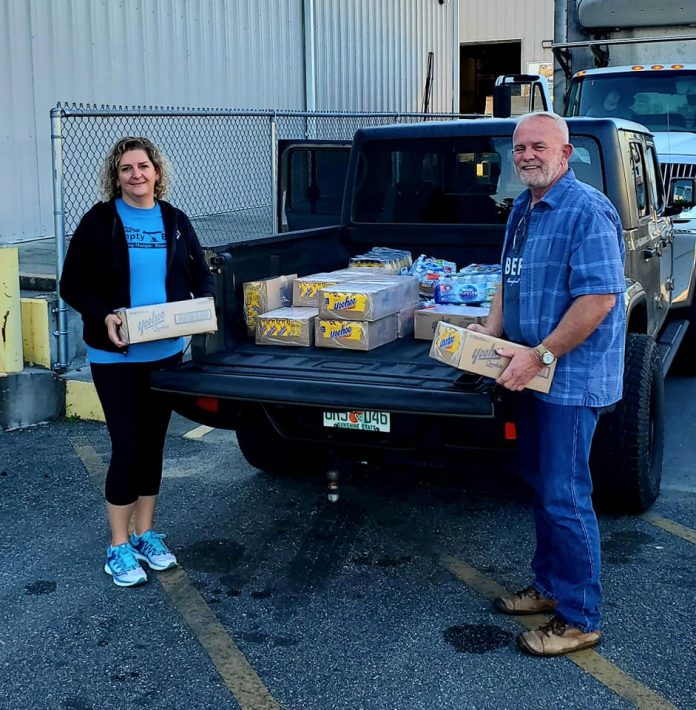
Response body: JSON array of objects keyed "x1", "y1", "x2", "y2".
[{"x1": 502, "y1": 169, "x2": 626, "y2": 407}]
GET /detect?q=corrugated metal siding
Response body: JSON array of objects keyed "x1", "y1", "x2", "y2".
[
  {"x1": 312, "y1": 0, "x2": 454, "y2": 113},
  {"x1": 1, "y1": 0, "x2": 305, "y2": 242},
  {"x1": 1, "y1": 2, "x2": 39, "y2": 242},
  {"x1": 1, "y1": 0, "x2": 456, "y2": 242},
  {"x1": 460, "y1": 0, "x2": 553, "y2": 69}
]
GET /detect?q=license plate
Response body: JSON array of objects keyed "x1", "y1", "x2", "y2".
[{"x1": 323, "y1": 410, "x2": 390, "y2": 432}]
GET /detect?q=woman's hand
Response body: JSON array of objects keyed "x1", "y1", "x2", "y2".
[{"x1": 104, "y1": 313, "x2": 126, "y2": 348}]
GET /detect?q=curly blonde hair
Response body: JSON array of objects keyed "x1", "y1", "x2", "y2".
[{"x1": 99, "y1": 136, "x2": 171, "y2": 201}]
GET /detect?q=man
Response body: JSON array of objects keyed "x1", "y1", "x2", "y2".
[
  {"x1": 601, "y1": 89, "x2": 629, "y2": 117},
  {"x1": 469, "y1": 112, "x2": 626, "y2": 656}
]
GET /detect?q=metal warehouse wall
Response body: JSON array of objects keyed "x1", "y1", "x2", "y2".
[
  {"x1": 311, "y1": 0, "x2": 456, "y2": 113},
  {"x1": 0, "y1": 0, "x2": 304, "y2": 242},
  {"x1": 459, "y1": 0, "x2": 553, "y2": 71},
  {"x1": 1, "y1": 0, "x2": 456, "y2": 244},
  {"x1": 0, "y1": 0, "x2": 306, "y2": 243}
]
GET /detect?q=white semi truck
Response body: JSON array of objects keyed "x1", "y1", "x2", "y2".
[{"x1": 551, "y1": 0, "x2": 696, "y2": 362}]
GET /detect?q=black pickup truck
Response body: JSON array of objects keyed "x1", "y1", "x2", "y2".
[{"x1": 152, "y1": 117, "x2": 695, "y2": 514}]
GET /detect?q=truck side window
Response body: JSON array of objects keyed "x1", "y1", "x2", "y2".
[
  {"x1": 286, "y1": 148, "x2": 350, "y2": 219},
  {"x1": 630, "y1": 143, "x2": 649, "y2": 218},
  {"x1": 644, "y1": 144, "x2": 665, "y2": 214}
]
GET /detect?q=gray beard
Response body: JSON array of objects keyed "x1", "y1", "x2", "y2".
[{"x1": 516, "y1": 158, "x2": 564, "y2": 188}]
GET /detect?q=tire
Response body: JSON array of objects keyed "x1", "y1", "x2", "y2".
[
  {"x1": 235, "y1": 407, "x2": 329, "y2": 476},
  {"x1": 590, "y1": 333, "x2": 665, "y2": 513}
]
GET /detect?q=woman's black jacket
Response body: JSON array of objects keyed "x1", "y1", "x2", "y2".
[{"x1": 59, "y1": 199, "x2": 215, "y2": 353}]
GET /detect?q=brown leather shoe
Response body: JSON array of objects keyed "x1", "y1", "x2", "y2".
[
  {"x1": 517, "y1": 616, "x2": 602, "y2": 656},
  {"x1": 493, "y1": 585, "x2": 557, "y2": 615}
]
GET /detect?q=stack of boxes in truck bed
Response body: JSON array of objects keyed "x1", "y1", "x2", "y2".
[
  {"x1": 243, "y1": 249, "x2": 502, "y2": 355},
  {"x1": 252, "y1": 268, "x2": 420, "y2": 350},
  {"x1": 316, "y1": 275, "x2": 419, "y2": 350}
]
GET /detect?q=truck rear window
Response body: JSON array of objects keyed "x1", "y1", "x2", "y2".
[{"x1": 352, "y1": 136, "x2": 603, "y2": 225}]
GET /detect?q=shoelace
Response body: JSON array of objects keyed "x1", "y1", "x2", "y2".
[
  {"x1": 110, "y1": 544, "x2": 139, "y2": 573},
  {"x1": 539, "y1": 616, "x2": 568, "y2": 638},
  {"x1": 139, "y1": 532, "x2": 170, "y2": 558}
]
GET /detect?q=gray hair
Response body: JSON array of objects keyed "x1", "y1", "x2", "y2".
[
  {"x1": 514, "y1": 112, "x2": 570, "y2": 144},
  {"x1": 99, "y1": 136, "x2": 171, "y2": 201}
]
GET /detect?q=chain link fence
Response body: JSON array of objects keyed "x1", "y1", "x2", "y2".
[
  {"x1": 50, "y1": 104, "x2": 462, "y2": 370},
  {"x1": 52, "y1": 105, "x2": 463, "y2": 248}
]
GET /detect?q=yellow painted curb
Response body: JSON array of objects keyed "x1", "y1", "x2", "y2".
[
  {"x1": 0, "y1": 246, "x2": 22, "y2": 372},
  {"x1": 65, "y1": 378, "x2": 105, "y2": 422},
  {"x1": 21, "y1": 297, "x2": 51, "y2": 369}
]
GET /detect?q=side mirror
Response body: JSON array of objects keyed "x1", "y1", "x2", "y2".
[
  {"x1": 665, "y1": 177, "x2": 696, "y2": 216},
  {"x1": 493, "y1": 84, "x2": 512, "y2": 118}
]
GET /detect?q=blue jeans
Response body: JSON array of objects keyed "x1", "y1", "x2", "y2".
[{"x1": 515, "y1": 391, "x2": 602, "y2": 632}]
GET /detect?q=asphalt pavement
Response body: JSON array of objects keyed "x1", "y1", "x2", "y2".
[{"x1": 1, "y1": 376, "x2": 695, "y2": 710}]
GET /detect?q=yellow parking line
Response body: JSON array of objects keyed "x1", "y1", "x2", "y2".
[
  {"x1": 641, "y1": 512, "x2": 696, "y2": 545},
  {"x1": 71, "y1": 439, "x2": 282, "y2": 710},
  {"x1": 440, "y1": 554, "x2": 678, "y2": 710},
  {"x1": 159, "y1": 568, "x2": 282, "y2": 710},
  {"x1": 183, "y1": 424, "x2": 215, "y2": 440},
  {"x1": 70, "y1": 437, "x2": 107, "y2": 487}
]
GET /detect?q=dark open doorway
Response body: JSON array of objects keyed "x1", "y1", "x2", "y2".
[{"x1": 459, "y1": 41, "x2": 521, "y2": 114}]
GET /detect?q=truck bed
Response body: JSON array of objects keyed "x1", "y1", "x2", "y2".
[{"x1": 152, "y1": 337, "x2": 495, "y2": 417}]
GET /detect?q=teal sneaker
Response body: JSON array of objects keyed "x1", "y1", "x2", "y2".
[
  {"x1": 104, "y1": 543, "x2": 147, "y2": 587},
  {"x1": 130, "y1": 530, "x2": 178, "y2": 571}
]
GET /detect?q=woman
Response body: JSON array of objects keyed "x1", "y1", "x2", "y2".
[{"x1": 60, "y1": 137, "x2": 214, "y2": 587}]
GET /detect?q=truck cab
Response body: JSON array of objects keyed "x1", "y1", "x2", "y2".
[
  {"x1": 563, "y1": 65, "x2": 696, "y2": 360},
  {"x1": 565, "y1": 65, "x2": 696, "y2": 239}
]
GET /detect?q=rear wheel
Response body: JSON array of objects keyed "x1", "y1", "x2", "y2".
[
  {"x1": 590, "y1": 333, "x2": 664, "y2": 513},
  {"x1": 235, "y1": 407, "x2": 329, "y2": 476}
]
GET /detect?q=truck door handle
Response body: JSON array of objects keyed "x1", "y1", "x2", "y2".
[{"x1": 642, "y1": 248, "x2": 658, "y2": 260}]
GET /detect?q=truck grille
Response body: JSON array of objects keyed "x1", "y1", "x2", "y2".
[{"x1": 660, "y1": 162, "x2": 696, "y2": 188}]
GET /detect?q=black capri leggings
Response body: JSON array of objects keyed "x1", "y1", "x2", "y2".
[{"x1": 90, "y1": 354, "x2": 180, "y2": 506}]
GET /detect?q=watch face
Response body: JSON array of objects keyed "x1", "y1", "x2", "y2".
[{"x1": 542, "y1": 352, "x2": 555, "y2": 365}]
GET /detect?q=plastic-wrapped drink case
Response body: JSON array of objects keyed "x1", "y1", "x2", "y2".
[
  {"x1": 255, "y1": 307, "x2": 318, "y2": 347},
  {"x1": 315, "y1": 315, "x2": 398, "y2": 350},
  {"x1": 243, "y1": 274, "x2": 296, "y2": 335}
]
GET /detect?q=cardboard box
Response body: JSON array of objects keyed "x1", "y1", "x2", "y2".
[
  {"x1": 292, "y1": 268, "x2": 396, "y2": 307},
  {"x1": 315, "y1": 315, "x2": 398, "y2": 351},
  {"x1": 255, "y1": 307, "x2": 317, "y2": 347},
  {"x1": 414, "y1": 304, "x2": 489, "y2": 341},
  {"x1": 116, "y1": 297, "x2": 217, "y2": 345},
  {"x1": 293, "y1": 273, "x2": 348, "y2": 307},
  {"x1": 243, "y1": 274, "x2": 296, "y2": 335},
  {"x1": 329, "y1": 267, "x2": 390, "y2": 278},
  {"x1": 319, "y1": 276, "x2": 419, "y2": 321},
  {"x1": 428, "y1": 321, "x2": 556, "y2": 393}
]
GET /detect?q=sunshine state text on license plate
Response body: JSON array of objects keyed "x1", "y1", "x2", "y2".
[{"x1": 323, "y1": 410, "x2": 390, "y2": 432}]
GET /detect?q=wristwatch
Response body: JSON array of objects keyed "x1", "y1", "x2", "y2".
[{"x1": 534, "y1": 343, "x2": 556, "y2": 366}]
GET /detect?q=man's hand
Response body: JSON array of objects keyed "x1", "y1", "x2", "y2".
[
  {"x1": 495, "y1": 347, "x2": 542, "y2": 391},
  {"x1": 104, "y1": 313, "x2": 126, "y2": 348}
]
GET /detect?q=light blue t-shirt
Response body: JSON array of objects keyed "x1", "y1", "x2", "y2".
[{"x1": 87, "y1": 198, "x2": 184, "y2": 364}]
